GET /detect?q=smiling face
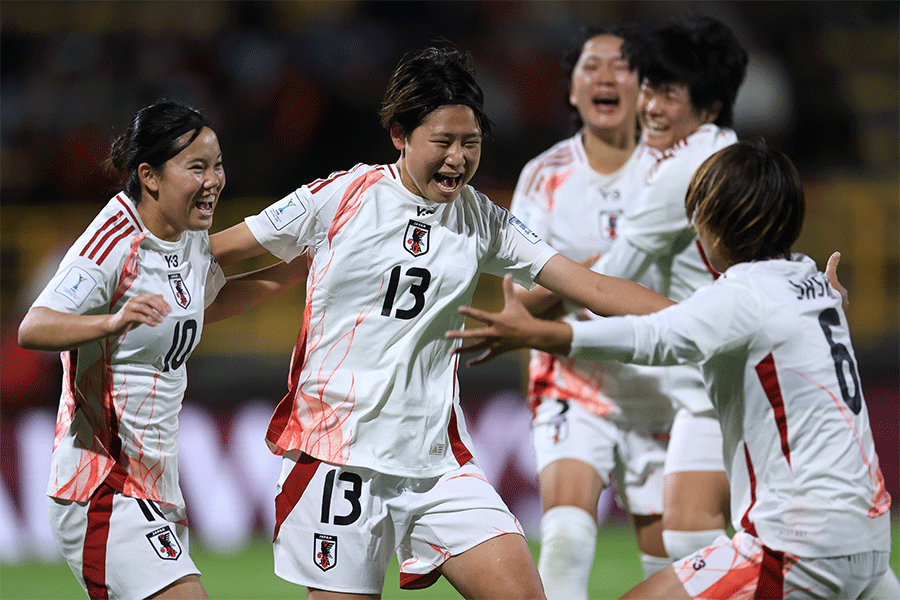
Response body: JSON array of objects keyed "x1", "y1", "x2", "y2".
[
  {"x1": 569, "y1": 34, "x2": 639, "y2": 136},
  {"x1": 638, "y1": 80, "x2": 718, "y2": 151},
  {"x1": 139, "y1": 127, "x2": 224, "y2": 241},
  {"x1": 392, "y1": 104, "x2": 482, "y2": 204}
]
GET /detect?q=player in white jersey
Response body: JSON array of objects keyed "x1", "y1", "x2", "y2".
[
  {"x1": 449, "y1": 141, "x2": 892, "y2": 599},
  {"x1": 509, "y1": 26, "x2": 675, "y2": 589},
  {"x1": 18, "y1": 101, "x2": 305, "y2": 600},
  {"x1": 210, "y1": 47, "x2": 680, "y2": 600}
]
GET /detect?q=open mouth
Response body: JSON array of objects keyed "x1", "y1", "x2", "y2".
[
  {"x1": 592, "y1": 95, "x2": 620, "y2": 110},
  {"x1": 195, "y1": 198, "x2": 215, "y2": 217},
  {"x1": 434, "y1": 173, "x2": 461, "y2": 193}
]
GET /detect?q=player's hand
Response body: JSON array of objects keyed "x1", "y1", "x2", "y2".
[
  {"x1": 448, "y1": 276, "x2": 572, "y2": 366},
  {"x1": 825, "y1": 252, "x2": 849, "y2": 310},
  {"x1": 107, "y1": 293, "x2": 171, "y2": 335}
]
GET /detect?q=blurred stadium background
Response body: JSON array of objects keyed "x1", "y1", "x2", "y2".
[{"x1": 1, "y1": 0, "x2": 897, "y2": 595}]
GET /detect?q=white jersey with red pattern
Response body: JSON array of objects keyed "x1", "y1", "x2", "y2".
[
  {"x1": 511, "y1": 132, "x2": 674, "y2": 423},
  {"x1": 32, "y1": 193, "x2": 225, "y2": 512},
  {"x1": 570, "y1": 254, "x2": 891, "y2": 557},
  {"x1": 589, "y1": 123, "x2": 739, "y2": 415},
  {"x1": 246, "y1": 163, "x2": 557, "y2": 478}
]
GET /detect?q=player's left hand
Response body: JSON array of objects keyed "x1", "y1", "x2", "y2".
[{"x1": 825, "y1": 252, "x2": 849, "y2": 310}]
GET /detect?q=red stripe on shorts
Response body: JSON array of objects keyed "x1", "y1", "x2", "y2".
[
  {"x1": 400, "y1": 569, "x2": 442, "y2": 590},
  {"x1": 273, "y1": 454, "x2": 321, "y2": 541},
  {"x1": 754, "y1": 545, "x2": 785, "y2": 599},
  {"x1": 83, "y1": 483, "x2": 114, "y2": 599}
]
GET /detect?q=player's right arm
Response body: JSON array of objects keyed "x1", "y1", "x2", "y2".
[{"x1": 18, "y1": 294, "x2": 171, "y2": 352}]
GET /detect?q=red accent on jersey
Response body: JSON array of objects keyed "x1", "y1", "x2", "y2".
[
  {"x1": 95, "y1": 225, "x2": 136, "y2": 266},
  {"x1": 523, "y1": 145, "x2": 574, "y2": 199},
  {"x1": 83, "y1": 483, "x2": 114, "y2": 600},
  {"x1": 447, "y1": 406, "x2": 473, "y2": 467},
  {"x1": 114, "y1": 193, "x2": 141, "y2": 227},
  {"x1": 308, "y1": 170, "x2": 349, "y2": 194},
  {"x1": 755, "y1": 354, "x2": 791, "y2": 466},
  {"x1": 328, "y1": 170, "x2": 384, "y2": 245},
  {"x1": 273, "y1": 454, "x2": 321, "y2": 541},
  {"x1": 110, "y1": 235, "x2": 144, "y2": 309},
  {"x1": 80, "y1": 213, "x2": 122, "y2": 259},
  {"x1": 695, "y1": 240, "x2": 721, "y2": 280},
  {"x1": 753, "y1": 545, "x2": 785, "y2": 599},
  {"x1": 740, "y1": 444, "x2": 759, "y2": 538}
]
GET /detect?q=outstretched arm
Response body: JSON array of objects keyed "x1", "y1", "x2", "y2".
[
  {"x1": 535, "y1": 253, "x2": 674, "y2": 317},
  {"x1": 205, "y1": 256, "x2": 308, "y2": 324},
  {"x1": 449, "y1": 275, "x2": 574, "y2": 366},
  {"x1": 210, "y1": 222, "x2": 268, "y2": 267},
  {"x1": 19, "y1": 294, "x2": 171, "y2": 352}
]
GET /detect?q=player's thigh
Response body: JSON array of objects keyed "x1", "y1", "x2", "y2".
[
  {"x1": 663, "y1": 409, "x2": 729, "y2": 531},
  {"x1": 147, "y1": 574, "x2": 208, "y2": 600},
  {"x1": 619, "y1": 565, "x2": 690, "y2": 600},
  {"x1": 48, "y1": 486, "x2": 200, "y2": 600},
  {"x1": 441, "y1": 533, "x2": 545, "y2": 600},
  {"x1": 532, "y1": 399, "x2": 616, "y2": 511},
  {"x1": 398, "y1": 461, "x2": 528, "y2": 590}
]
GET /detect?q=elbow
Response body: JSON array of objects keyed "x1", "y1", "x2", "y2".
[{"x1": 17, "y1": 318, "x2": 40, "y2": 351}]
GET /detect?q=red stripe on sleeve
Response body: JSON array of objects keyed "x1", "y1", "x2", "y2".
[
  {"x1": 95, "y1": 226, "x2": 135, "y2": 266},
  {"x1": 87, "y1": 219, "x2": 128, "y2": 261},
  {"x1": 755, "y1": 353, "x2": 791, "y2": 465},
  {"x1": 80, "y1": 214, "x2": 122, "y2": 259}
]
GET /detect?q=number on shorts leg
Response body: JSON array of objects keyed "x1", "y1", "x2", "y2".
[{"x1": 320, "y1": 470, "x2": 363, "y2": 526}]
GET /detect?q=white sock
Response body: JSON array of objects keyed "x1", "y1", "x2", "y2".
[
  {"x1": 538, "y1": 506, "x2": 597, "y2": 600},
  {"x1": 640, "y1": 552, "x2": 672, "y2": 579},
  {"x1": 870, "y1": 568, "x2": 900, "y2": 600},
  {"x1": 663, "y1": 529, "x2": 726, "y2": 561}
]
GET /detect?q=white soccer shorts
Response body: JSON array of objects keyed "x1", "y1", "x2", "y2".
[
  {"x1": 664, "y1": 408, "x2": 726, "y2": 475},
  {"x1": 48, "y1": 483, "x2": 199, "y2": 600},
  {"x1": 272, "y1": 453, "x2": 525, "y2": 595},
  {"x1": 531, "y1": 398, "x2": 668, "y2": 516}
]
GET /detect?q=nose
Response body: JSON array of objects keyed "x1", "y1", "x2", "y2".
[
  {"x1": 445, "y1": 143, "x2": 464, "y2": 167},
  {"x1": 205, "y1": 167, "x2": 223, "y2": 190}
]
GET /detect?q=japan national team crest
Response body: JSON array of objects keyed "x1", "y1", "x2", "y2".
[
  {"x1": 146, "y1": 525, "x2": 182, "y2": 560},
  {"x1": 168, "y1": 273, "x2": 191, "y2": 309},
  {"x1": 314, "y1": 533, "x2": 338, "y2": 571},
  {"x1": 404, "y1": 220, "x2": 431, "y2": 257}
]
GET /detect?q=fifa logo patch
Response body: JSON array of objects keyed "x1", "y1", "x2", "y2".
[
  {"x1": 54, "y1": 265, "x2": 97, "y2": 308},
  {"x1": 314, "y1": 533, "x2": 337, "y2": 571},
  {"x1": 168, "y1": 273, "x2": 191, "y2": 309},
  {"x1": 265, "y1": 192, "x2": 307, "y2": 230},
  {"x1": 404, "y1": 220, "x2": 430, "y2": 257},
  {"x1": 146, "y1": 525, "x2": 182, "y2": 560}
]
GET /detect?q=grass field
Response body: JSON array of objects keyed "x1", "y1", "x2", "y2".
[{"x1": 2, "y1": 523, "x2": 898, "y2": 599}]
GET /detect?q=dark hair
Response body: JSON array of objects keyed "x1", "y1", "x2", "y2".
[
  {"x1": 108, "y1": 99, "x2": 211, "y2": 202},
  {"x1": 685, "y1": 140, "x2": 804, "y2": 265},
  {"x1": 635, "y1": 15, "x2": 747, "y2": 127},
  {"x1": 379, "y1": 46, "x2": 492, "y2": 137},
  {"x1": 561, "y1": 23, "x2": 645, "y2": 132}
]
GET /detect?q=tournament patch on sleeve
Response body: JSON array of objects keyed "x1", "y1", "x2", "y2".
[
  {"x1": 509, "y1": 215, "x2": 541, "y2": 245},
  {"x1": 53, "y1": 265, "x2": 98, "y2": 309},
  {"x1": 265, "y1": 191, "x2": 307, "y2": 230}
]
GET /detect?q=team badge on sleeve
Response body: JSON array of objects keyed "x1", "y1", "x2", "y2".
[
  {"x1": 265, "y1": 192, "x2": 307, "y2": 230},
  {"x1": 404, "y1": 220, "x2": 431, "y2": 257},
  {"x1": 168, "y1": 273, "x2": 191, "y2": 309},
  {"x1": 54, "y1": 265, "x2": 97, "y2": 308},
  {"x1": 314, "y1": 533, "x2": 337, "y2": 571},
  {"x1": 146, "y1": 525, "x2": 182, "y2": 560},
  {"x1": 509, "y1": 215, "x2": 541, "y2": 245}
]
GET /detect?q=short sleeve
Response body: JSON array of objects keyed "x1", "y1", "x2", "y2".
[
  {"x1": 31, "y1": 251, "x2": 117, "y2": 316},
  {"x1": 484, "y1": 206, "x2": 557, "y2": 289},
  {"x1": 244, "y1": 188, "x2": 321, "y2": 263}
]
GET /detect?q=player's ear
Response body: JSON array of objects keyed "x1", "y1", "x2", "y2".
[
  {"x1": 390, "y1": 123, "x2": 407, "y2": 151},
  {"x1": 138, "y1": 163, "x2": 160, "y2": 193}
]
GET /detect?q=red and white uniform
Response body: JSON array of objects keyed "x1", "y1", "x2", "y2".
[
  {"x1": 33, "y1": 193, "x2": 225, "y2": 514},
  {"x1": 591, "y1": 124, "x2": 738, "y2": 417},
  {"x1": 511, "y1": 132, "x2": 674, "y2": 425},
  {"x1": 570, "y1": 254, "x2": 891, "y2": 561},
  {"x1": 245, "y1": 163, "x2": 557, "y2": 478}
]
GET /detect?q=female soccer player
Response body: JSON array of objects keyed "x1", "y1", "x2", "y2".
[
  {"x1": 18, "y1": 100, "x2": 304, "y2": 600},
  {"x1": 210, "y1": 46, "x2": 672, "y2": 600},
  {"x1": 511, "y1": 16, "x2": 749, "y2": 591},
  {"x1": 449, "y1": 141, "x2": 892, "y2": 600},
  {"x1": 509, "y1": 24, "x2": 675, "y2": 588}
]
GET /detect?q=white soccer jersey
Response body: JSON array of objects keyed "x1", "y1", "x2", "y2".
[
  {"x1": 246, "y1": 163, "x2": 557, "y2": 478},
  {"x1": 510, "y1": 132, "x2": 673, "y2": 423},
  {"x1": 591, "y1": 123, "x2": 739, "y2": 414},
  {"x1": 32, "y1": 193, "x2": 225, "y2": 512},
  {"x1": 570, "y1": 254, "x2": 891, "y2": 557}
]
